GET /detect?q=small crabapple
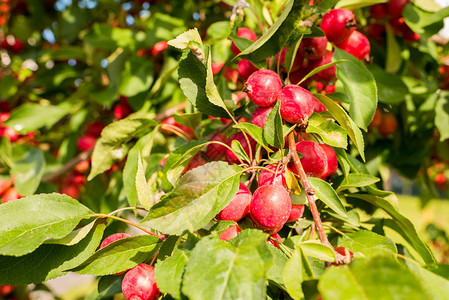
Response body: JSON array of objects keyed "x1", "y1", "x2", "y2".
[
  {"x1": 258, "y1": 165, "x2": 287, "y2": 187},
  {"x1": 237, "y1": 59, "x2": 258, "y2": 80},
  {"x1": 335, "y1": 31, "x2": 370, "y2": 61},
  {"x1": 204, "y1": 133, "x2": 228, "y2": 161},
  {"x1": 122, "y1": 264, "x2": 160, "y2": 300},
  {"x1": 251, "y1": 106, "x2": 273, "y2": 129},
  {"x1": 1, "y1": 187, "x2": 21, "y2": 204},
  {"x1": 279, "y1": 85, "x2": 315, "y2": 124},
  {"x1": 219, "y1": 224, "x2": 241, "y2": 241},
  {"x1": 77, "y1": 135, "x2": 96, "y2": 152},
  {"x1": 321, "y1": 9, "x2": 356, "y2": 44},
  {"x1": 244, "y1": 70, "x2": 282, "y2": 107},
  {"x1": 216, "y1": 183, "x2": 252, "y2": 222},
  {"x1": 299, "y1": 36, "x2": 328, "y2": 60},
  {"x1": 320, "y1": 144, "x2": 338, "y2": 179},
  {"x1": 231, "y1": 27, "x2": 257, "y2": 55},
  {"x1": 287, "y1": 205, "x2": 305, "y2": 222},
  {"x1": 289, "y1": 141, "x2": 328, "y2": 178}
]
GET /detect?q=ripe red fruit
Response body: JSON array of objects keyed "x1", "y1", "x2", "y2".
[
  {"x1": 74, "y1": 160, "x2": 90, "y2": 174},
  {"x1": 244, "y1": 70, "x2": 282, "y2": 107},
  {"x1": 258, "y1": 165, "x2": 287, "y2": 187},
  {"x1": 219, "y1": 224, "x2": 241, "y2": 241},
  {"x1": 370, "y1": 4, "x2": 388, "y2": 20},
  {"x1": 335, "y1": 31, "x2": 370, "y2": 61},
  {"x1": 0, "y1": 126, "x2": 18, "y2": 142},
  {"x1": 289, "y1": 141, "x2": 328, "y2": 178},
  {"x1": 161, "y1": 116, "x2": 195, "y2": 139},
  {"x1": 122, "y1": 264, "x2": 160, "y2": 300},
  {"x1": 114, "y1": 103, "x2": 133, "y2": 119},
  {"x1": 249, "y1": 185, "x2": 292, "y2": 231},
  {"x1": 370, "y1": 109, "x2": 383, "y2": 128},
  {"x1": 223, "y1": 67, "x2": 239, "y2": 83},
  {"x1": 237, "y1": 59, "x2": 258, "y2": 80},
  {"x1": 279, "y1": 85, "x2": 315, "y2": 124},
  {"x1": 435, "y1": 173, "x2": 446, "y2": 186},
  {"x1": 85, "y1": 121, "x2": 105, "y2": 137},
  {"x1": 320, "y1": 9, "x2": 356, "y2": 44},
  {"x1": 307, "y1": 51, "x2": 337, "y2": 83},
  {"x1": 204, "y1": 133, "x2": 228, "y2": 161},
  {"x1": 378, "y1": 113, "x2": 398, "y2": 137},
  {"x1": 0, "y1": 285, "x2": 15, "y2": 296},
  {"x1": 100, "y1": 233, "x2": 132, "y2": 249},
  {"x1": 251, "y1": 106, "x2": 273, "y2": 128},
  {"x1": 387, "y1": 0, "x2": 409, "y2": 18},
  {"x1": 287, "y1": 204, "x2": 305, "y2": 222},
  {"x1": 77, "y1": 135, "x2": 96, "y2": 151},
  {"x1": 231, "y1": 27, "x2": 257, "y2": 55},
  {"x1": 0, "y1": 112, "x2": 9, "y2": 122},
  {"x1": 299, "y1": 36, "x2": 328, "y2": 60},
  {"x1": 211, "y1": 61, "x2": 225, "y2": 75},
  {"x1": 151, "y1": 41, "x2": 168, "y2": 56},
  {"x1": 225, "y1": 132, "x2": 256, "y2": 164},
  {"x1": 1, "y1": 187, "x2": 21, "y2": 204},
  {"x1": 0, "y1": 179, "x2": 12, "y2": 197},
  {"x1": 216, "y1": 183, "x2": 252, "y2": 221},
  {"x1": 320, "y1": 144, "x2": 338, "y2": 179},
  {"x1": 59, "y1": 184, "x2": 80, "y2": 199},
  {"x1": 311, "y1": 97, "x2": 327, "y2": 113}
]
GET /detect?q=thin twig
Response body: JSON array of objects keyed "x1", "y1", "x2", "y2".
[
  {"x1": 42, "y1": 149, "x2": 93, "y2": 182},
  {"x1": 287, "y1": 132, "x2": 332, "y2": 248},
  {"x1": 153, "y1": 102, "x2": 186, "y2": 122}
]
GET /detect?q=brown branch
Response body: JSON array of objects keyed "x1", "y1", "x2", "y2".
[
  {"x1": 287, "y1": 132, "x2": 331, "y2": 248},
  {"x1": 153, "y1": 102, "x2": 186, "y2": 122},
  {"x1": 42, "y1": 149, "x2": 93, "y2": 183}
]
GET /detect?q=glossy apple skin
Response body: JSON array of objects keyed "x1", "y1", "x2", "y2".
[
  {"x1": 289, "y1": 141, "x2": 327, "y2": 178},
  {"x1": 335, "y1": 31, "x2": 370, "y2": 60},
  {"x1": 219, "y1": 224, "x2": 241, "y2": 241},
  {"x1": 287, "y1": 204, "x2": 305, "y2": 222},
  {"x1": 258, "y1": 165, "x2": 287, "y2": 187},
  {"x1": 0, "y1": 179, "x2": 12, "y2": 197},
  {"x1": 299, "y1": 36, "x2": 328, "y2": 60},
  {"x1": 1, "y1": 187, "x2": 21, "y2": 204},
  {"x1": 251, "y1": 106, "x2": 273, "y2": 129},
  {"x1": 77, "y1": 135, "x2": 97, "y2": 151},
  {"x1": 320, "y1": 144, "x2": 338, "y2": 179},
  {"x1": 231, "y1": 27, "x2": 257, "y2": 55},
  {"x1": 308, "y1": 51, "x2": 336, "y2": 83},
  {"x1": 122, "y1": 264, "x2": 160, "y2": 300},
  {"x1": 249, "y1": 185, "x2": 291, "y2": 231},
  {"x1": 216, "y1": 183, "x2": 252, "y2": 222},
  {"x1": 320, "y1": 8, "x2": 356, "y2": 44},
  {"x1": 237, "y1": 59, "x2": 258, "y2": 80},
  {"x1": 244, "y1": 70, "x2": 282, "y2": 107},
  {"x1": 204, "y1": 133, "x2": 228, "y2": 161},
  {"x1": 100, "y1": 233, "x2": 133, "y2": 249},
  {"x1": 151, "y1": 41, "x2": 168, "y2": 56},
  {"x1": 279, "y1": 85, "x2": 315, "y2": 124}
]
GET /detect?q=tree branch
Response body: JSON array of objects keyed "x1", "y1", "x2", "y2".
[{"x1": 42, "y1": 149, "x2": 93, "y2": 183}]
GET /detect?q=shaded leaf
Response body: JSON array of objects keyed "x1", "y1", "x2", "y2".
[
  {"x1": 264, "y1": 101, "x2": 284, "y2": 149},
  {"x1": 11, "y1": 147, "x2": 45, "y2": 196},
  {"x1": 155, "y1": 248, "x2": 189, "y2": 300}
]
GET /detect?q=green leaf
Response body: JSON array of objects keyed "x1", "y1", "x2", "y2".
[
  {"x1": 306, "y1": 113, "x2": 347, "y2": 148},
  {"x1": 11, "y1": 147, "x2": 45, "y2": 196},
  {"x1": 70, "y1": 235, "x2": 162, "y2": 275},
  {"x1": 369, "y1": 64, "x2": 408, "y2": 104},
  {"x1": 45, "y1": 220, "x2": 97, "y2": 246},
  {"x1": 234, "y1": 123, "x2": 270, "y2": 151},
  {"x1": 435, "y1": 92, "x2": 449, "y2": 141},
  {"x1": 408, "y1": 262, "x2": 449, "y2": 300},
  {"x1": 136, "y1": 153, "x2": 153, "y2": 210},
  {"x1": 206, "y1": 21, "x2": 231, "y2": 40},
  {"x1": 0, "y1": 193, "x2": 93, "y2": 256},
  {"x1": 178, "y1": 50, "x2": 230, "y2": 118},
  {"x1": 236, "y1": 0, "x2": 303, "y2": 63},
  {"x1": 141, "y1": 162, "x2": 242, "y2": 235},
  {"x1": 283, "y1": 247, "x2": 306, "y2": 300},
  {"x1": 318, "y1": 254, "x2": 428, "y2": 299},
  {"x1": 168, "y1": 28, "x2": 203, "y2": 50},
  {"x1": 298, "y1": 241, "x2": 336, "y2": 262},
  {"x1": 403, "y1": 4, "x2": 449, "y2": 35},
  {"x1": 299, "y1": 60, "x2": 347, "y2": 85},
  {"x1": 386, "y1": 25, "x2": 402, "y2": 73},
  {"x1": 266, "y1": 244, "x2": 288, "y2": 287},
  {"x1": 88, "y1": 118, "x2": 156, "y2": 180},
  {"x1": 349, "y1": 194, "x2": 435, "y2": 264},
  {"x1": 314, "y1": 93, "x2": 365, "y2": 161},
  {"x1": 333, "y1": 48, "x2": 377, "y2": 131},
  {"x1": 123, "y1": 128, "x2": 159, "y2": 208},
  {"x1": 182, "y1": 230, "x2": 272, "y2": 300},
  {"x1": 309, "y1": 177, "x2": 347, "y2": 218},
  {"x1": 338, "y1": 230, "x2": 397, "y2": 254},
  {"x1": 284, "y1": 35, "x2": 303, "y2": 76},
  {"x1": 264, "y1": 101, "x2": 284, "y2": 149},
  {"x1": 5, "y1": 103, "x2": 69, "y2": 134},
  {"x1": 119, "y1": 56, "x2": 154, "y2": 97},
  {"x1": 88, "y1": 275, "x2": 123, "y2": 300},
  {"x1": 231, "y1": 139, "x2": 250, "y2": 163},
  {"x1": 335, "y1": 173, "x2": 380, "y2": 192},
  {"x1": 39, "y1": 45, "x2": 86, "y2": 62},
  {"x1": 0, "y1": 219, "x2": 105, "y2": 285},
  {"x1": 165, "y1": 141, "x2": 208, "y2": 187},
  {"x1": 335, "y1": 0, "x2": 387, "y2": 10},
  {"x1": 155, "y1": 248, "x2": 189, "y2": 299}
]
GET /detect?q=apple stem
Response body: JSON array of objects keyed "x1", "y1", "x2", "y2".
[
  {"x1": 90, "y1": 213, "x2": 166, "y2": 240},
  {"x1": 287, "y1": 132, "x2": 332, "y2": 248}
]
